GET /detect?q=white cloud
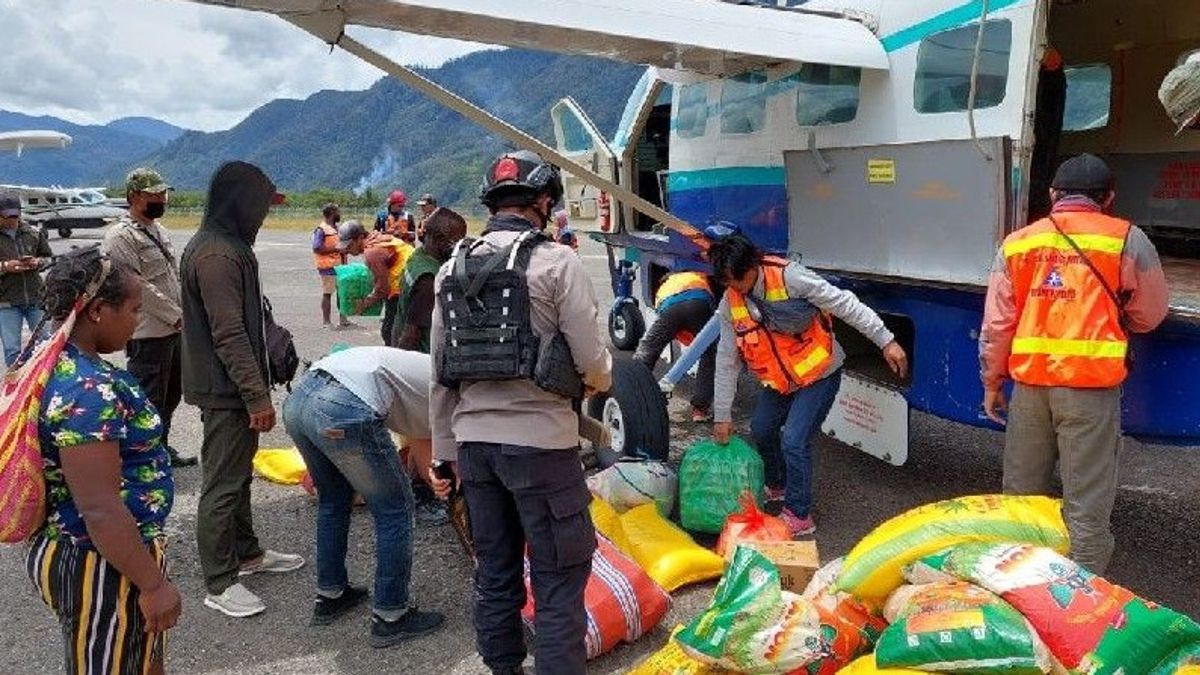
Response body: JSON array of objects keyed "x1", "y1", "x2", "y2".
[{"x1": 0, "y1": 0, "x2": 485, "y2": 131}]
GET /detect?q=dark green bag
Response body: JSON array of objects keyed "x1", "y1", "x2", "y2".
[{"x1": 679, "y1": 436, "x2": 764, "y2": 534}]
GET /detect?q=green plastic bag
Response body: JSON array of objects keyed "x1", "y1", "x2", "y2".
[
  {"x1": 679, "y1": 436, "x2": 763, "y2": 533},
  {"x1": 877, "y1": 582, "x2": 1052, "y2": 674},
  {"x1": 334, "y1": 263, "x2": 381, "y2": 317}
]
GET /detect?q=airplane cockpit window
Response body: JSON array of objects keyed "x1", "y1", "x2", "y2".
[
  {"x1": 794, "y1": 63, "x2": 862, "y2": 126},
  {"x1": 558, "y1": 109, "x2": 593, "y2": 153},
  {"x1": 914, "y1": 20, "x2": 1012, "y2": 114},
  {"x1": 676, "y1": 83, "x2": 710, "y2": 139},
  {"x1": 1063, "y1": 64, "x2": 1112, "y2": 132},
  {"x1": 721, "y1": 71, "x2": 768, "y2": 134}
]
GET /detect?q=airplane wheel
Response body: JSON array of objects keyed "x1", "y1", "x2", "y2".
[
  {"x1": 608, "y1": 301, "x2": 644, "y2": 351},
  {"x1": 57, "y1": 228, "x2": 72, "y2": 239},
  {"x1": 586, "y1": 359, "x2": 668, "y2": 466}
]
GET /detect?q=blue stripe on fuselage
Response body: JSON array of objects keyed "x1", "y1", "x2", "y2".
[
  {"x1": 880, "y1": 0, "x2": 1025, "y2": 53},
  {"x1": 668, "y1": 178, "x2": 789, "y2": 253}
]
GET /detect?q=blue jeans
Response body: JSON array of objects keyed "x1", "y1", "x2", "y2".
[
  {"x1": 750, "y1": 370, "x2": 843, "y2": 518},
  {"x1": 0, "y1": 304, "x2": 44, "y2": 366},
  {"x1": 283, "y1": 370, "x2": 415, "y2": 612}
]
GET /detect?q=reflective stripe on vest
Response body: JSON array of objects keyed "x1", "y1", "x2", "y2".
[
  {"x1": 1003, "y1": 210, "x2": 1130, "y2": 388},
  {"x1": 313, "y1": 223, "x2": 342, "y2": 270},
  {"x1": 727, "y1": 260, "x2": 833, "y2": 394},
  {"x1": 654, "y1": 271, "x2": 711, "y2": 309}
]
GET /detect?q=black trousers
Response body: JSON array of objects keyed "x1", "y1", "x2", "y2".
[
  {"x1": 196, "y1": 407, "x2": 264, "y2": 594},
  {"x1": 381, "y1": 296, "x2": 400, "y2": 346},
  {"x1": 459, "y1": 442, "x2": 595, "y2": 675},
  {"x1": 633, "y1": 298, "x2": 716, "y2": 411},
  {"x1": 125, "y1": 333, "x2": 183, "y2": 448}
]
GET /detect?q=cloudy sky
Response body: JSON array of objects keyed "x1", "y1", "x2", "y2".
[{"x1": 0, "y1": 0, "x2": 486, "y2": 132}]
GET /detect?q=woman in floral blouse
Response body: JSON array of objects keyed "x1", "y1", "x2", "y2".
[{"x1": 25, "y1": 247, "x2": 181, "y2": 675}]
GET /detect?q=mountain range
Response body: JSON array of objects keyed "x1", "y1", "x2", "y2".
[{"x1": 0, "y1": 49, "x2": 644, "y2": 206}]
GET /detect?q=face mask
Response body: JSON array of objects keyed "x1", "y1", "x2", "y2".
[
  {"x1": 143, "y1": 202, "x2": 166, "y2": 219},
  {"x1": 332, "y1": 215, "x2": 341, "y2": 224}
]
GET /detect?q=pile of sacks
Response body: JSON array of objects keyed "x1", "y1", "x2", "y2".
[{"x1": 630, "y1": 493, "x2": 1200, "y2": 675}]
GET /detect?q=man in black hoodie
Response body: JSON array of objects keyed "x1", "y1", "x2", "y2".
[{"x1": 181, "y1": 161, "x2": 304, "y2": 618}]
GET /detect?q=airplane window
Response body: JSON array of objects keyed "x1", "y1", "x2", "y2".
[
  {"x1": 676, "y1": 83, "x2": 710, "y2": 139},
  {"x1": 556, "y1": 107, "x2": 594, "y2": 154},
  {"x1": 1063, "y1": 64, "x2": 1111, "y2": 132},
  {"x1": 721, "y1": 71, "x2": 768, "y2": 134},
  {"x1": 914, "y1": 20, "x2": 1012, "y2": 114},
  {"x1": 794, "y1": 63, "x2": 862, "y2": 126}
]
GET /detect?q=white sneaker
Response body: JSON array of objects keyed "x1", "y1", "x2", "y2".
[
  {"x1": 239, "y1": 549, "x2": 305, "y2": 577},
  {"x1": 204, "y1": 583, "x2": 266, "y2": 618}
]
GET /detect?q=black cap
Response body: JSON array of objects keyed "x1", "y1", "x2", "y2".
[
  {"x1": 1051, "y1": 153, "x2": 1114, "y2": 192},
  {"x1": 0, "y1": 193, "x2": 19, "y2": 217}
]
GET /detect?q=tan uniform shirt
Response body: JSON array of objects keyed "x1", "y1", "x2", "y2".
[
  {"x1": 102, "y1": 214, "x2": 182, "y2": 340},
  {"x1": 430, "y1": 226, "x2": 612, "y2": 461}
]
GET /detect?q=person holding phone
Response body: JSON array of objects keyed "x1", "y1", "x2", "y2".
[{"x1": 0, "y1": 192, "x2": 52, "y2": 366}]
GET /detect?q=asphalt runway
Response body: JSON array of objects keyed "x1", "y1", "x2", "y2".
[{"x1": 1, "y1": 227, "x2": 1197, "y2": 674}]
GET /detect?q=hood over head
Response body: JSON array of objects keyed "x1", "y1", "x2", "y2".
[{"x1": 201, "y1": 161, "x2": 276, "y2": 245}]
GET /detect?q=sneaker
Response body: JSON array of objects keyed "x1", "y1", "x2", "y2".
[
  {"x1": 312, "y1": 585, "x2": 369, "y2": 626},
  {"x1": 166, "y1": 446, "x2": 198, "y2": 468},
  {"x1": 780, "y1": 507, "x2": 816, "y2": 537},
  {"x1": 338, "y1": 319, "x2": 358, "y2": 329},
  {"x1": 369, "y1": 608, "x2": 445, "y2": 648},
  {"x1": 690, "y1": 407, "x2": 713, "y2": 423},
  {"x1": 764, "y1": 486, "x2": 786, "y2": 503},
  {"x1": 415, "y1": 499, "x2": 449, "y2": 527},
  {"x1": 239, "y1": 550, "x2": 305, "y2": 577},
  {"x1": 204, "y1": 582, "x2": 266, "y2": 618}
]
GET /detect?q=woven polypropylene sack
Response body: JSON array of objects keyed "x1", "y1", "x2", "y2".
[
  {"x1": 678, "y1": 436, "x2": 763, "y2": 534},
  {"x1": 334, "y1": 263, "x2": 382, "y2": 317}
]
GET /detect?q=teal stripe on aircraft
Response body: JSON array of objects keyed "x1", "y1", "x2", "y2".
[
  {"x1": 880, "y1": 0, "x2": 1025, "y2": 53},
  {"x1": 667, "y1": 166, "x2": 784, "y2": 191}
]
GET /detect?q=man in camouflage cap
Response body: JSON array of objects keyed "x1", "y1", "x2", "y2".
[
  {"x1": 102, "y1": 168, "x2": 196, "y2": 467},
  {"x1": 1159, "y1": 52, "x2": 1200, "y2": 134}
]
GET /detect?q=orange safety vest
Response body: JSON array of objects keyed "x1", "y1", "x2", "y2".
[
  {"x1": 1003, "y1": 210, "x2": 1130, "y2": 388},
  {"x1": 727, "y1": 257, "x2": 834, "y2": 394},
  {"x1": 313, "y1": 223, "x2": 343, "y2": 271},
  {"x1": 654, "y1": 272, "x2": 711, "y2": 309},
  {"x1": 370, "y1": 238, "x2": 414, "y2": 299}
]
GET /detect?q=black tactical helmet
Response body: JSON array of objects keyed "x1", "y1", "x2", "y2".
[{"x1": 479, "y1": 150, "x2": 564, "y2": 209}]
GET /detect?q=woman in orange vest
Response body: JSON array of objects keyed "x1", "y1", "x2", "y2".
[
  {"x1": 336, "y1": 220, "x2": 414, "y2": 345},
  {"x1": 633, "y1": 268, "x2": 717, "y2": 421},
  {"x1": 980, "y1": 154, "x2": 1169, "y2": 574},
  {"x1": 708, "y1": 234, "x2": 908, "y2": 537},
  {"x1": 312, "y1": 203, "x2": 350, "y2": 329}
]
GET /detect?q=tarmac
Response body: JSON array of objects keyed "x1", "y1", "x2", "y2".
[{"x1": 0, "y1": 227, "x2": 1197, "y2": 674}]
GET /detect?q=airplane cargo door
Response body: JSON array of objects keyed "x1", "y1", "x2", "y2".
[
  {"x1": 551, "y1": 97, "x2": 617, "y2": 230},
  {"x1": 784, "y1": 138, "x2": 1011, "y2": 286}
]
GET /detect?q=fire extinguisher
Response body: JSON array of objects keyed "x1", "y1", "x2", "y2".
[{"x1": 598, "y1": 191, "x2": 611, "y2": 232}]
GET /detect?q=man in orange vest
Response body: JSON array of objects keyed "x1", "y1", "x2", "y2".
[
  {"x1": 337, "y1": 220, "x2": 414, "y2": 344},
  {"x1": 375, "y1": 190, "x2": 416, "y2": 243},
  {"x1": 980, "y1": 153, "x2": 1169, "y2": 573},
  {"x1": 708, "y1": 233, "x2": 908, "y2": 536},
  {"x1": 634, "y1": 268, "x2": 717, "y2": 421},
  {"x1": 312, "y1": 203, "x2": 350, "y2": 329}
]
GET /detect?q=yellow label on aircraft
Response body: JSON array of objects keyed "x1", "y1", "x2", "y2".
[{"x1": 868, "y1": 159, "x2": 896, "y2": 184}]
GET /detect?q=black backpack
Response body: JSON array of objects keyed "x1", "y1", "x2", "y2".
[{"x1": 262, "y1": 297, "x2": 299, "y2": 390}]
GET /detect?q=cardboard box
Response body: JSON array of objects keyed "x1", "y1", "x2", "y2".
[{"x1": 740, "y1": 540, "x2": 820, "y2": 593}]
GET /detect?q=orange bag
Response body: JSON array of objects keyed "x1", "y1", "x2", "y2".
[
  {"x1": 522, "y1": 534, "x2": 671, "y2": 660},
  {"x1": 715, "y1": 492, "x2": 792, "y2": 559},
  {"x1": 0, "y1": 303, "x2": 78, "y2": 543}
]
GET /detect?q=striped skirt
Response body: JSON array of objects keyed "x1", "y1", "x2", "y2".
[{"x1": 25, "y1": 532, "x2": 168, "y2": 675}]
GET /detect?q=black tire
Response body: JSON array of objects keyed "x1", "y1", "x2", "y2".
[
  {"x1": 58, "y1": 228, "x2": 72, "y2": 239},
  {"x1": 608, "y1": 301, "x2": 644, "y2": 351},
  {"x1": 586, "y1": 359, "x2": 669, "y2": 464}
]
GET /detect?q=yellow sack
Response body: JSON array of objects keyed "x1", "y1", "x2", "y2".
[
  {"x1": 253, "y1": 447, "x2": 308, "y2": 485},
  {"x1": 839, "y1": 654, "x2": 926, "y2": 675},
  {"x1": 629, "y1": 627, "x2": 733, "y2": 675},
  {"x1": 590, "y1": 497, "x2": 632, "y2": 553},
  {"x1": 620, "y1": 503, "x2": 724, "y2": 592},
  {"x1": 835, "y1": 495, "x2": 1068, "y2": 601}
]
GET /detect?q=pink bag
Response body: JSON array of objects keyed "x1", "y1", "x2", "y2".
[{"x1": 0, "y1": 308, "x2": 77, "y2": 543}]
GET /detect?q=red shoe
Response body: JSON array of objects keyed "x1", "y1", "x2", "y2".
[
  {"x1": 780, "y1": 507, "x2": 816, "y2": 537},
  {"x1": 691, "y1": 407, "x2": 713, "y2": 422},
  {"x1": 764, "y1": 486, "x2": 786, "y2": 503}
]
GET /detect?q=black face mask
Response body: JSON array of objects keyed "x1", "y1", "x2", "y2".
[{"x1": 143, "y1": 202, "x2": 166, "y2": 219}]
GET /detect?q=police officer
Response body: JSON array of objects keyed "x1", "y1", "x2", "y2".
[{"x1": 428, "y1": 150, "x2": 612, "y2": 675}]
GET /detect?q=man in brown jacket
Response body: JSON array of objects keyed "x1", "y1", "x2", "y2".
[
  {"x1": 102, "y1": 168, "x2": 196, "y2": 467},
  {"x1": 429, "y1": 151, "x2": 611, "y2": 675},
  {"x1": 181, "y1": 161, "x2": 303, "y2": 619}
]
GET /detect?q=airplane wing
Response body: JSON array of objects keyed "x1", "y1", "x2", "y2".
[
  {"x1": 0, "y1": 131, "x2": 71, "y2": 154},
  {"x1": 180, "y1": 0, "x2": 889, "y2": 75}
]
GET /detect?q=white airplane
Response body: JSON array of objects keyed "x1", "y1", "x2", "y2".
[
  {"x1": 0, "y1": 131, "x2": 127, "y2": 238},
  {"x1": 154, "y1": 0, "x2": 1200, "y2": 463}
]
